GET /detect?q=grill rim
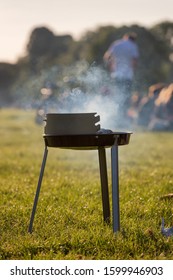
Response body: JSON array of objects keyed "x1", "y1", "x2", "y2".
[{"x1": 43, "y1": 132, "x2": 132, "y2": 149}]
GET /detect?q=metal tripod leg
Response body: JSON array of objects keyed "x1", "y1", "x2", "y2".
[
  {"x1": 111, "y1": 144, "x2": 120, "y2": 232},
  {"x1": 98, "y1": 147, "x2": 110, "y2": 223},
  {"x1": 28, "y1": 146, "x2": 48, "y2": 233}
]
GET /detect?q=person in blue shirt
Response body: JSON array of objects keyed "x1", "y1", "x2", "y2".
[{"x1": 103, "y1": 32, "x2": 139, "y2": 121}]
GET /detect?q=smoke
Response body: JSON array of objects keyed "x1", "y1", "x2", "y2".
[
  {"x1": 13, "y1": 61, "x2": 133, "y2": 130},
  {"x1": 56, "y1": 63, "x2": 131, "y2": 130}
]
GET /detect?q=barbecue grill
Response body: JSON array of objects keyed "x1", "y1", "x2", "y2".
[{"x1": 28, "y1": 112, "x2": 132, "y2": 233}]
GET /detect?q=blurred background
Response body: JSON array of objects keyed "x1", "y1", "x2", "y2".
[{"x1": 1, "y1": 0, "x2": 173, "y2": 130}]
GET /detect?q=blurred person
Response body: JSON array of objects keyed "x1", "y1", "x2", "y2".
[
  {"x1": 137, "y1": 83, "x2": 166, "y2": 127},
  {"x1": 148, "y1": 83, "x2": 173, "y2": 131},
  {"x1": 126, "y1": 91, "x2": 141, "y2": 125},
  {"x1": 103, "y1": 32, "x2": 139, "y2": 120}
]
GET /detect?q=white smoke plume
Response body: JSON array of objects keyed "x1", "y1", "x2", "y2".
[
  {"x1": 14, "y1": 61, "x2": 133, "y2": 130},
  {"x1": 57, "y1": 63, "x2": 131, "y2": 130}
]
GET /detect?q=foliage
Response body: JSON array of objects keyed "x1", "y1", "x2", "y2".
[
  {"x1": 0, "y1": 63, "x2": 19, "y2": 105},
  {"x1": 27, "y1": 27, "x2": 55, "y2": 57},
  {"x1": 151, "y1": 21, "x2": 173, "y2": 49},
  {"x1": 151, "y1": 21, "x2": 173, "y2": 81},
  {"x1": 1, "y1": 109, "x2": 173, "y2": 260},
  {"x1": 26, "y1": 27, "x2": 75, "y2": 72}
]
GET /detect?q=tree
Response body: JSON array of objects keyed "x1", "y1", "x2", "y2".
[
  {"x1": 26, "y1": 26, "x2": 76, "y2": 72},
  {"x1": 151, "y1": 21, "x2": 173, "y2": 81},
  {"x1": 26, "y1": 27, "x2": 55, "y2": 72},
  {"x1": 0, "y1": 63, "x2": 19, "y2": 105},
  {"x1": 27, "y1": 26, "x2": 55, "y2": 57}
]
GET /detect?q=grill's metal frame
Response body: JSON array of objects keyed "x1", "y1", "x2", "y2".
[{"x1": 28, "y1": 132, "x2": 131, "y2": 234}]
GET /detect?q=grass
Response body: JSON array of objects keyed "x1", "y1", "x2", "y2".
[{"x1": 0, "y1": 108, "x2": 173, "y2": 260}]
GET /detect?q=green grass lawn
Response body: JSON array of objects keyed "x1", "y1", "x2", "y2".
[{"x1": 0, "y1": 108, "x2": 173, "y2": 260}]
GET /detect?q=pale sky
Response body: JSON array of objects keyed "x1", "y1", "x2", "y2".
[{"x1": 1, "y1": 0, "x2": 173, "y2": 63}]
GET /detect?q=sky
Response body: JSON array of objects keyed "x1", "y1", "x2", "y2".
[{"x1": 1, "y1": 0, "x2": 173, "y2": 63}]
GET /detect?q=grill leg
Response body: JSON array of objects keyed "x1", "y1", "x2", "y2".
[
  {"x1": 28, "y1": 146, "x2": 48, "y2": 233},
  {"x1": 98, "y1": 148, "x2": 110, "y2": 223},
  {"x1": 111, "y1": 144, "x2": 120, "y2": 232}
]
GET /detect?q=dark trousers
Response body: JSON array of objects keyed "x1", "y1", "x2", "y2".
[
  {"x1": 114, "y1": 78, "x2": 132, "y2": 107},
  {"x1": 112, "y1": 78, "x2": 133, "y2": 126}
]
